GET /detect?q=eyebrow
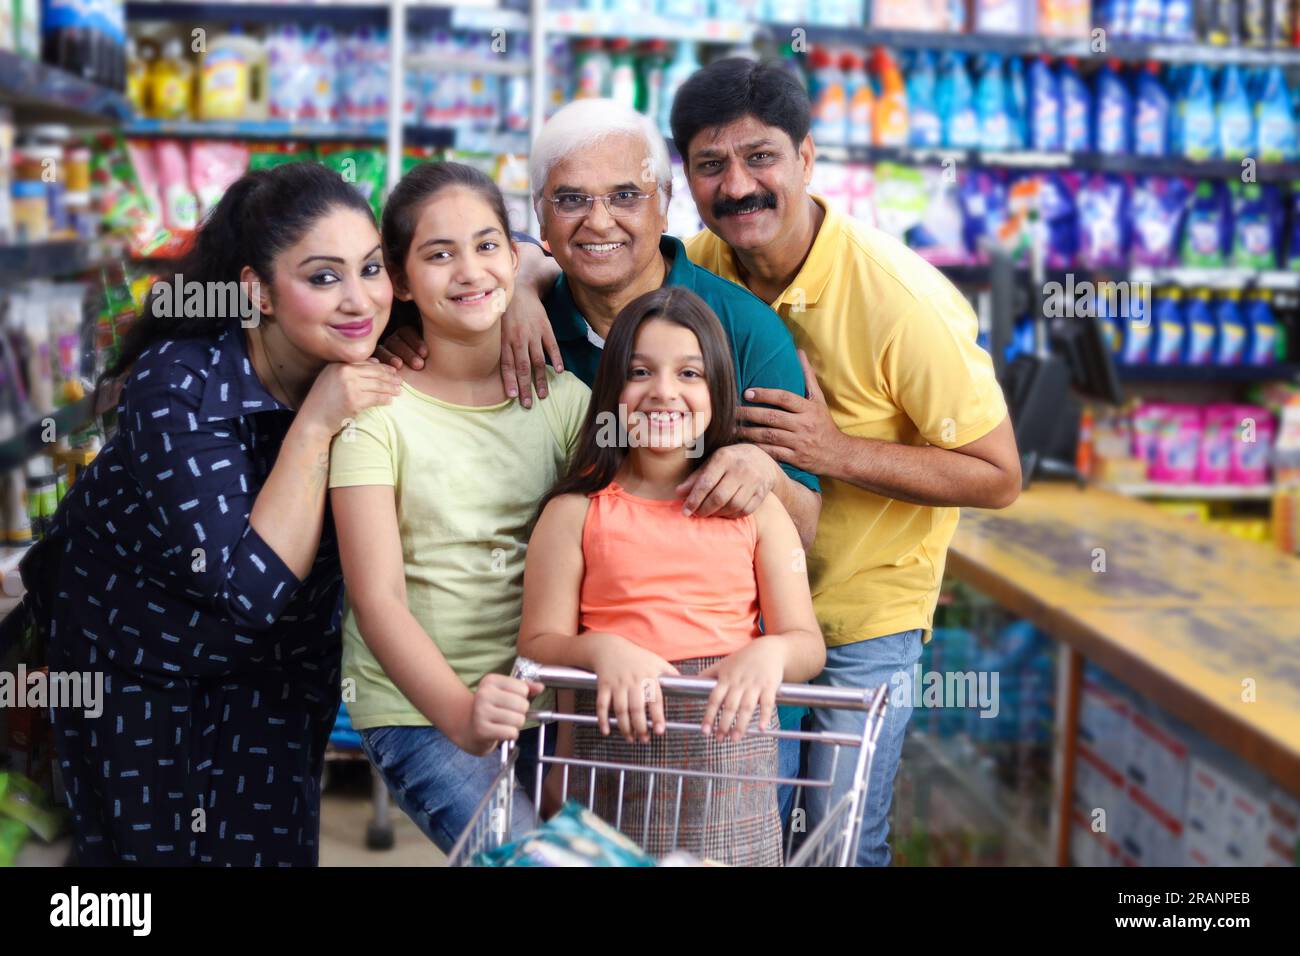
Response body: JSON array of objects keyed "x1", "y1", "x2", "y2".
[
  {"x1": 416, "y1": 227, "x2": 503, "y2": 250},
  {"x1": 298, "y1": 244, "x2": 381, "y2": 267},
  {"x1": 630, "y1": 353, "x2": 705, "y2": 363},
  {"x1": 553, "y1": 182, "x2": 641, "y2": 193},
  {"x1": 692, "y1": 139, "x2": 778, "y2": 160}
]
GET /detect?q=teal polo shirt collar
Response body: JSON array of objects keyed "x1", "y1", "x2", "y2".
[{"x1": 546, "y1": 235, "x2": 696, "y2": 378}]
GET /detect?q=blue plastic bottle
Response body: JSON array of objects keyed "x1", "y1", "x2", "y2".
[
  {"x1": 907, "y1": 50, "x2": 942, "y2": 148},
  {"x1": 938, "y1": 52, "x2": 979, "y2": 149},
  {"x1": 1027, "y1": 55, "x2": 1061, "y2": 151},
  {"x1": 1179, "y1": 63, "x2": 1217, "y2": 160},
  {"x1": 658, "y1": 41, "x2": 700, "y2": 140},
  {"x1": 1217, "y1": 65, "x2": 1255, "y2": 161},
  {"x1": 1151, "y1": 290, "x2": 1186, "y2": 365},
  {"x1": 976, "y1": 53, "x2": 1013, "y2": 151},
  {"x1": 1133, "y1": 61, "x2": 1170, "y2": 157},
  {"x1": 1255, "y1": 66, "x2": 1298, "y2": 162},
  {"x1": 1006, "y1": 56, "x2": 1028, "y2": 150},
  {"x1": 1245, "y1": 292, "x2": 1279, "y2": 366},
  {"x1": 1182, "y1": 288, "x2": 1217, "y2": 365},
  {"x1": 1214, "y1": 291, "x2": 1249, "y2": 366},
  {"x1": 1095, "y1": 59, "x2": 1132, "y2": 155},
  {"x1": 1058, "y1": 57, "x2": 1092, "y2": 153}
]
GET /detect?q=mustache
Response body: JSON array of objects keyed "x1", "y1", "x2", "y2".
[{"x1": 713, "y1": 191, "x2": 778, "y2": 218}]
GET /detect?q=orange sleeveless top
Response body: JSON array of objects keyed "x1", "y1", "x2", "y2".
[{"x1": 579, "y1": 481, "x2": 762, "y2": 662}]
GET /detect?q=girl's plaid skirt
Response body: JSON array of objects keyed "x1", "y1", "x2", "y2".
[{"x1": 568, "y1": 656, "x2": 784, "y2": 867}]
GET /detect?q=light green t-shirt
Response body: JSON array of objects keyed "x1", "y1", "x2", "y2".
[{"x1": 328, "y1": 366, "x2": 591, "y2": 730}]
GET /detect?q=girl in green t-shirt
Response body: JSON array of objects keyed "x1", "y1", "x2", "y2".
[{"x1": 330, "y1": 163, "x2": 590, "y2": 852}]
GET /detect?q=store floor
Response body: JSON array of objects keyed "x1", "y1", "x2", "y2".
[{"x1": 319, "y1": 761, "x2": 445, "y2": 867}]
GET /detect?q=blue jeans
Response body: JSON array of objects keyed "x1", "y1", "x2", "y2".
[
  {"x1": 361, "y1": 724, "x2": 549, "y2": 854},
  {"x1": 803, "y1": 629, "x2": 924, "y2": 867}
]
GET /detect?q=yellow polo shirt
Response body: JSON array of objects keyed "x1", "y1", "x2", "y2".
[{"x1": 685, "y1": 196, "x2": 1007, "y2": 645}]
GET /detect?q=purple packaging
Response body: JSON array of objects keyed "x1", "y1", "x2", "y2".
[
  {"x1": 1077, "y1": 173, "x2": 1130, "y2": 269},
  {"x1": 1196, "y1": 404, "x2": 1236, "y2": 484},
  {"x1": 1228, "y1": 405, "x2": 1275, "y2": 485},
  {"x1": 1129, "y1": 176, "x2": 1192, "y2": 267},
  {"x1": 1040, "y1": 171, "x2": 1080, "y2": 270}
]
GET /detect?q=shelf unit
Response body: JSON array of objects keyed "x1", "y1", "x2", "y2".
[
  {"x1": 1099, "y1": 481, "x2": 1278, "y2": 500},
  {"x1": 1, "y1": 52, "x2": 129, "y2": 471},
  {"x1": 760, "y1": 23, "x2": 1300, "y2": 66}
]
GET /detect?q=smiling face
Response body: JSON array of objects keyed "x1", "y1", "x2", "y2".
[
  {"x1": 396, "y1": 186, "x2": 518, "y2": 337},
  {"x1": 539, "y1": 134, "x2": 668, "y2": 297},
  {"x1": 255, "y1": 206, "x2": 392, "y2": 362},
  {"x1": 618, "y1": 318, "x2": 712, "y2": 453},
  {"x1": 682, "y1": 114, "x2": 815, "y2": 256}
]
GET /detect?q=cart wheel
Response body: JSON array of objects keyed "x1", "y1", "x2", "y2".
[{"x1": 366, "y1": 821, "x2": 395, "y2": 851}]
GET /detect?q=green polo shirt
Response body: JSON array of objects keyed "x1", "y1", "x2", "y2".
[{"x1": 544, "y1": 234, "x2": 820, "y2": 494}]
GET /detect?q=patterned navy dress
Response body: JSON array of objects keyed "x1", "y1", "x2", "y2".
[{"x1": 43, "y1": 323, "x2": 343, "y2": 866}]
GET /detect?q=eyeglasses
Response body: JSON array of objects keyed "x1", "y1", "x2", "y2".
[{"x1": 543, "y1": 188, "x2": 660, "y2": 219}]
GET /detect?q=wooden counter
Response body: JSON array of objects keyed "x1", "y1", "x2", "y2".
[{"x1": 947, "y1": 483, "x2": 1300, "y2": 793}]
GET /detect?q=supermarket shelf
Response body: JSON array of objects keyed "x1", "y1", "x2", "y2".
[
  {"x1": 124, "y1": 118, "x2": 389, "y2": 140},
  {"x1": 1117, "y1": 363, "x2": 1300, "y2": 384},
  {"x1": 822, "y1": 144, "x2": 1300, "y2": 183},
  {"x1": 0, "y1": 397, "x2": 96, "y2": 472},
  {"x1": 1101, "y1": 482, "x2": 1278, "y2": 500},
  {"x1": 0, "y1": 240, "x2": 127, "y2": 282},
  {"x1": 406, "y1": 53, "x2": 531, "y2": 75},
  {"x1": 451, "y1": 7, "x2": 756, "y2": 41},
  {"x1": 762, "y1": 23, "x2": 1300, "y2": 66},
  {"x1": 121, "y1": 118, "x2": 525, "y2": 151},
  {"x1": 937, "y1": 263, "x2": 1300, "y2": 291},
  {"x1": 0, "y1": 50, "x2": 132, "y2": 126}
]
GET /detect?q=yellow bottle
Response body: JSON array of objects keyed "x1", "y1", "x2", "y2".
[
  {"x1": 126, "y1": 37, "x2": 151, "y2": 116},
  {"x1": 198, "y1": 27, "x2": 268, "y2": 121},
  {"x1": 148, "y1": 38, "x2": 193, "y2": 120}
]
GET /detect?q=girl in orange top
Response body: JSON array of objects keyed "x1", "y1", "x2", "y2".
[{"x1": 518, "y1": 287, "x2": 824, "y2": 864}]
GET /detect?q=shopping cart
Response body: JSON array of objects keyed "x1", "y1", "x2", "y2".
[{"x1": 448, "y1": 659, "x2": 889, "y2": 867}]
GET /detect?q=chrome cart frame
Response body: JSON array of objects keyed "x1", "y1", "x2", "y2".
[{"x1": 449, "y1": 660, "x2": 889, "y2": 867}]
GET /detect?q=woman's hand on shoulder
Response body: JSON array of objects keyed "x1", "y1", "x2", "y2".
[{"x1": 297, "y1": 360, "x2": 403, "y2": 441}]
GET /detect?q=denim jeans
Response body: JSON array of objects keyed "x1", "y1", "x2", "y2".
[
  {"x1": 361, "y1": 724, "x2": 550, "y2": 854},
  {"x1": 803, "y1": 628, "x2": 924, "y2": 867}
]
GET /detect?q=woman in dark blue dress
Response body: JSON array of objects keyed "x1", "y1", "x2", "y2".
[{"x1": 32, "y1": 162, "x2": 405, "y2": 865}]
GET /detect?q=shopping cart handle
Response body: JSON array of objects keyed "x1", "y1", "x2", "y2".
[{"x1": 512, "y1": 658, "x2": 886, "y2": 713}]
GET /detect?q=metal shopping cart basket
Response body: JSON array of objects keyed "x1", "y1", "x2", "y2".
[{"x1": 448, "y1": 659, "x2": 888, "y2": 867}]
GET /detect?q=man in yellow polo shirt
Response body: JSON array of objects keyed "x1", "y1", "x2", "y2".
[{"x1": 671, "y1": 58, "x2": 1023, "y2": 866}]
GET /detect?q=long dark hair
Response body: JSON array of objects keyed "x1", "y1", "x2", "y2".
[
  {"x1": 380, "y1": 161, "x2": 513, "y2": 331},
  {"x1": 542, "y1": 286, "x2": 738, "y2": 509},
  {"x1": 105, "y1": 160, "x2": 376, "y2": 382}
]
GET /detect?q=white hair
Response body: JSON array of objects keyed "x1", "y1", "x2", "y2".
[{"x1": 530, "y1": 98, "x2": 672, "y2": 219}]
